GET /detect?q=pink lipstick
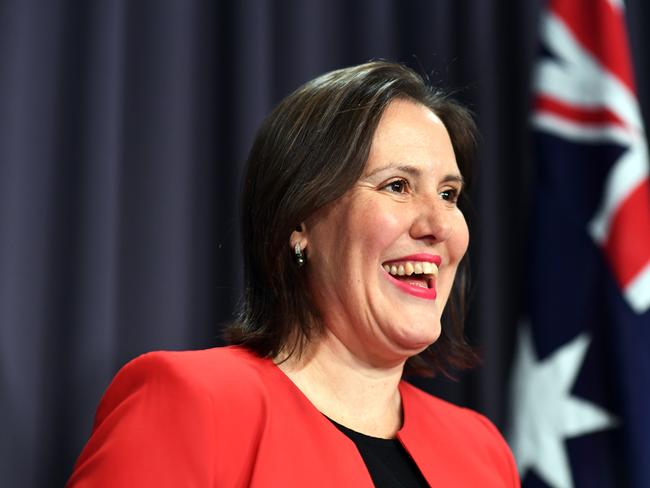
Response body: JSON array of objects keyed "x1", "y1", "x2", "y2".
[
  {"x1": 383, "y1": 254, "x2": 442, "y2": 266},
  {"x1": 385, "y1": 273, "x2": 437, "y2": 299},
  {"x1": 382, "y1": 254, "x2": 440, "y2": 300}
]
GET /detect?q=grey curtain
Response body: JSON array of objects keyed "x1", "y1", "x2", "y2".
[{"x1": 1, "y1": 1, "x2": 648, "y2": 486}]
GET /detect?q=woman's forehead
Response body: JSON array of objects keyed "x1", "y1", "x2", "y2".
[{"x1": 364, "y1": 100, "x2": 457, "y2": 177}]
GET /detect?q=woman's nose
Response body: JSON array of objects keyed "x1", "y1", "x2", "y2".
[{"x1": 409, "y1": 199, "x2": 453, "y2": 243}]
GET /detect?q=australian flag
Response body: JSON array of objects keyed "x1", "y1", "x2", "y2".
[{"x1": 507, "y1": 0, "x2": 650, "y2": 487}]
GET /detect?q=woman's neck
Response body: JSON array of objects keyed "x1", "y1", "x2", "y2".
[{"x1": 276, "y1": 331, "x2": 405, "y2": 439}]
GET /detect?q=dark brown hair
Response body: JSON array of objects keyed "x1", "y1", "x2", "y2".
[{"x1": 226, "y1": 61, "x2": 478, "y2": 376}]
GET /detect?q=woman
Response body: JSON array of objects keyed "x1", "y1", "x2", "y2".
[{"x1": 68, "y1": 61, "x2": 519, "y2": 487}]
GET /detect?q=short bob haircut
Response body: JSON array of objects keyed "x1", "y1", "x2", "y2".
[{"x1": 226, "y1": 61, "x2": 478, "y2": 377}]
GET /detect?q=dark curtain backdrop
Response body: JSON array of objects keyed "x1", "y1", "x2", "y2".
[{"x1": 1, "y1": 1, "x2": 649, "y2": 486}]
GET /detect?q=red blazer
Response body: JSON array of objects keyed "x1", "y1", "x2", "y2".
[{"x1": 67, "y1": 346, "x2": 520, "y2": 487}]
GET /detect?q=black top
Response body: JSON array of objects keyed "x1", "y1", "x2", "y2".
[{"x1": 328, "y1": 418, "x2": 429, "y2": 488}]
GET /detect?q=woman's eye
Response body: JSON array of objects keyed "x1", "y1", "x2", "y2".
[
  {"x1": 440, "y1": 188, "x2": 460, "y2": 203},
  {"x1": 383, "y1": 179, "x2": 408, "y2": 193}
]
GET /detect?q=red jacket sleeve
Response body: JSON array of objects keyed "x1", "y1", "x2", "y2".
[{"x1": 67, "y1": 352, "x2": 217, "y2": 487}]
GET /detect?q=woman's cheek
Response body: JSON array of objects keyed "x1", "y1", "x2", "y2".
[
  {"x1": 451, "y1": 211, "x2": 470, "y2": 261},
  {"x1": 367, "y1": 209, "x2": 404, "y2": 249}
]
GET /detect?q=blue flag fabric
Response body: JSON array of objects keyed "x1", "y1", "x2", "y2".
[{"x1": 508, "y1": 1, "x2": 650, "y2": 487}]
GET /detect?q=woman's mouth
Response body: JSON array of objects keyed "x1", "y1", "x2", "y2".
[{"x1": 382, "y1": 259, "x2": 438, "y2": 300}]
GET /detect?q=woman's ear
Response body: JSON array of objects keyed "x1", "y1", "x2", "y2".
[
  {"x1": 290, "y1": 224, "x2": 308, "y2": 267},
  {"x1": 289, "y1": 224, "x2": 308, "y2": 252}
]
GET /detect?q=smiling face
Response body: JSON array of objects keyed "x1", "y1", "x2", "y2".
[{"x1": 295, "y1": 99, "x2": 469, "y2": 367}]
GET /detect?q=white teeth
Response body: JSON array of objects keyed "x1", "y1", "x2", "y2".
[{"x1": 383, "y1": 261, "x2": 439, "y2": 277}]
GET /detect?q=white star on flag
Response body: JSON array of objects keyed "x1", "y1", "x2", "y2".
[{"x1": 508, "y1": 322, "x2": 618, "y2": 488}]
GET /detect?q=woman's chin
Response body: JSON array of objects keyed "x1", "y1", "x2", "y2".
[{"x1": 392, "y1": 325, "x2": 441, "y2": 357}]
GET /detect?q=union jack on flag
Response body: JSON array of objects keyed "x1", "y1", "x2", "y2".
[{"x1": 508, "y1": 0, "x2": 650, "y2": 487}]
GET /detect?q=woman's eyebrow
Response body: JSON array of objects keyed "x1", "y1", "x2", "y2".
[
  {"x1": 364, "y1": 163, "x2": 421, "y2": 178},
  {"x1": 441, "y1": 174, "x2": 466, "y2": 188}
]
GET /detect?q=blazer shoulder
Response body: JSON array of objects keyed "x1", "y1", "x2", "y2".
[
  {"x1": 69, "y1": 346, "x2": 272, "y2": 487},
  {"x1": 400, "y1": 380, "x2": 520, "y2": 487},
  {"x1": 124, "y1": 345, "x2": 267, "y2": 383},
  {"x1": 401, "y1": 380, "x2": 492, "y2": 428},
  {"x1": 95, "y1": 346, "x2": 270, "y2": 426}
]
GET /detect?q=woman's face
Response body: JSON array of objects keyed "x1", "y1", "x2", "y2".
[{"x1": 300, "y1": 99, "x2": 469, "y2": 367}]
